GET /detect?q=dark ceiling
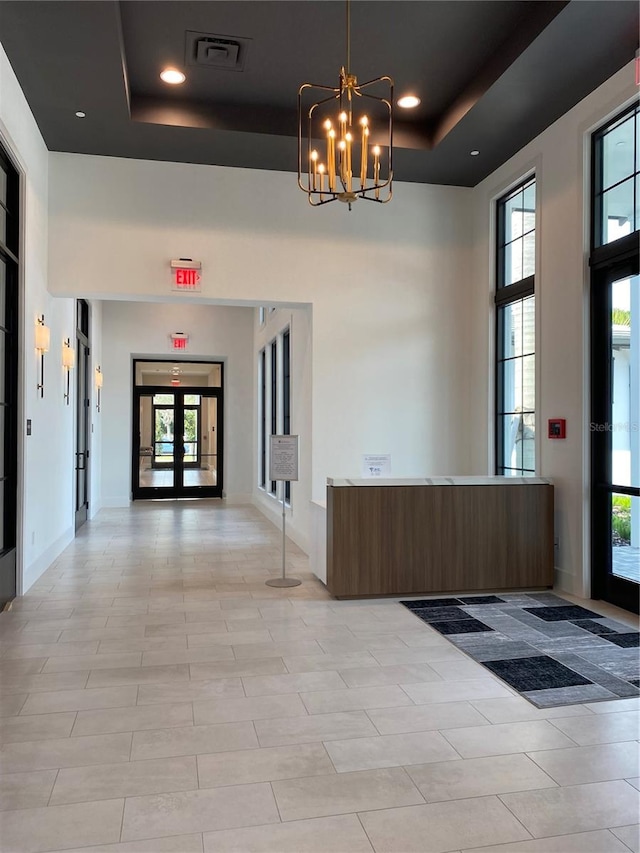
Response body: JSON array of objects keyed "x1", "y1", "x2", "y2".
[{"x1": 0, "y1": 1, "x2": 637, "y2": 186}]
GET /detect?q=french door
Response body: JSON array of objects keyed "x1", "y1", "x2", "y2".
[
  {"x1": 591, "y1": 254, "x2": 640, "y2": 613},
  {"x1": 132, "y1": 387, "x2": 223, "y2": 499}
]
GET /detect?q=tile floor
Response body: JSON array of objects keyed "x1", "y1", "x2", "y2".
[{"x1": 0, "y1": 500, "x2": 639, "y2": 853}]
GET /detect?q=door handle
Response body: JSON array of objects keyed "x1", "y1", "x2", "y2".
[{"x1": 77, "y1": 452, "x2": 86, "y2": 471}]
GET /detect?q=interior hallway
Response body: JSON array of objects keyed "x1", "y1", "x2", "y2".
[{"x1": 0, "y1": 502, "x2": 638, "y2": 853}]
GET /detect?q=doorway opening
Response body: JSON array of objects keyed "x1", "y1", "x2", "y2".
[
  {"x1": 132, "y1": 360, "x2": 223, "y2": 499},
  {"x1": 75, "y1": 299, "x2": 91, "y2": 531}
]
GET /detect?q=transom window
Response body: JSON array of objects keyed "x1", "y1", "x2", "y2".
[{"x1": 593, "y1": 103, "x2": 639, "y2": 249}]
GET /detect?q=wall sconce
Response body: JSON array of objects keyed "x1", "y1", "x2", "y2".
[
  {"x1": 95, "y1": 366, "x2": 103, "y2": 412},
  {"x1": 35, "y1": 315, "x2": 50, "y2": 398},
  {"x1": 62, "y1": 338, "x2": 75, "y2": 405}
]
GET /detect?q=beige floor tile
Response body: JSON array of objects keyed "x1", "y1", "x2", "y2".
[
  {"x1": 461, "y1": 829, "x2": 632, "y2": 852},
  {"x1": 528, "y1": 741, "x2": 640, "y2": 785},
  {"x1": 242, "y1": 671, "x2": 347, "y2": 697},
  {"x1": 0, "y1": 769, "x2": 57, "y2": 810},
  {"x1": 87, "y1": 663, "x2": 190, "y2": 688},
  {"x1": 203, "y1": 814, "x2": 373, "y2": 852},
  {"x1": 0, "y1": 693, "x2": 27, "y2": 717},
  {"x1": 232, "y1": 640, "x2": 323, "y2": 660},
  {"x1": 585, "y1": 697, "x2": 640, "y2": 714},
  {"x1": 359, "y1": 795, "x2": 531, "y2": 852},
  {"x1": 470, "y1": 696, "x2": 595, "y2": 724},
  {"x1": 59, "y1": 627, "x2": 147, "y2": 642},
  {"x1": 2, "y1": 640, "x2": 99, "y2": 659},
  {"x1": 372, "y1": 646, "x2": 466, "y2": 665},
  {"x1": 282, "y1": 652, "x2": 379, "y2": 673},
  {"x1": 98, "y1": 637, "x2": 188, "y2": 653},
  {"x1": 300, "y1": 685, "x2": 412, "y2": 715},
  {"x1": 2, "y1": 630, "x2": 63, "y2": 645},
  {"x1": 131, "y1": 721, "x2": 258, "y2": 760},
  {"x1": 325, "y1": 730, "x2": 460, "y2": 772},
  {"x1": 316, "y1": 636, "x2": 408, "y2": 654},
  {"x1": 338, "y1": 663, "x2": 443, "y2": 688},
  {"x1": 137, "y1": 678, "x2": 244, "y2": 705},
  {"x1": 396, "y1": 632, "x2": 453, "y2": 647},
  {"x1": 121, "y1": 782, "x2": 280, "y2": 840},
  {"x1": 193, "y1": 693, "x2": 307, "y2": 725},
  {"x1": 189, "y1": 659, "x2": 287, "y2": 680},
  {"x1": 611, "y1": 824, "x2": 640, "y2": 853},
  {"x1": 401, "y1": 679, "x2": 514, "y2": 705},
  {"x1": 368, "y1": 701, "x2": 491, "y2": 734},
  {"x1": 50, "y1": 755, "x2": 198, "y2": 804},
  {"x1": 43, "y1": 652, "x2": 143, "y2": 672},
  {"x1": 407, "y1": 753, "x2": 557, "y2": 801},
  {"x1": 255, "y1": 710, "x2": 378, "y2": 747},
  {"x1": 145, "y1": 621, "x2": 228, "y2": 637},
  {"x1": 0, "y1": 711, "x2": 76, "y2": 744},
  {"x1": 0, "y1": 732, "x2": 132, "y2": 773},
  {"x1": 186, "y1": 630, "x2": 273, "y2": 647},
  {"x1": 272, "y1": 766, "x2": 424, "y2": 821},
  {"x1": 43, "y1": 834, "x2": 204, "y2": 853},
  {"x1": 549, "y1": 710, "x2": 640, "y2": 745},
  {"x1": 501, "y1": 780, "x2": 640, "y2": 837},
  {"x1": 442, "y1": 720, "x2": 577, "y2": 758},
  {"x1": 198, "y1": 742, "x2": 334, "y2": 787},
  {"x1": 72, "y1": 702, "x2": 194, "y2": 736},
  {"x1": 20, "y1": 685, "x2": 138, "y2": 715},
  {"x1": 428, "y1": 658, "x2": 501, "y2": 681},
  {"x1": 0, "y1": 797, "x2": 124, "y2": 853},
  {"x1": 140, "y1": 646, "x2": 236, "y2": 666},
  {"x1": 0, "y1": 658, "x2": 48, "y2": 675}
]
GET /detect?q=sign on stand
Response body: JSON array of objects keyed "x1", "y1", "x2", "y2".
[{"x1": 266, "y1": 435, "x2": 301, "y2": 588}]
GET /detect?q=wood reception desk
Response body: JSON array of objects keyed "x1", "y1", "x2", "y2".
[{"x1": 325, "y1": 477, "x2": 554, "y2": 598}]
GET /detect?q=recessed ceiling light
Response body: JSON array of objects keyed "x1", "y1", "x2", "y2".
[
  {"x1": 397, "y1": 95, "x2": 421, "y2": 109},
  {"x1": 470, "y1": 150, "x2": 480, "y2": 156},
  {"x1": 160, "y1": 68, "x2": 186, "y2": 85},
  {"x1": 75, "y1": 111, "x2": 86, "y2": 118}
]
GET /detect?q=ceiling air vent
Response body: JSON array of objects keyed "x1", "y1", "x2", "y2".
[{"x1": 186, "y1": 31, "x2": 251, "y2": 72}]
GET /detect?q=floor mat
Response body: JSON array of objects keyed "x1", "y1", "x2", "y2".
[{"x1": 401, "y1": 592, "x2": 640, "y2": 708}]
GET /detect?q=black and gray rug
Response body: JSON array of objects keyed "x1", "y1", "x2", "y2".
[{"x1": 401, "y1": 592, "x2": 640, "y2": 708}]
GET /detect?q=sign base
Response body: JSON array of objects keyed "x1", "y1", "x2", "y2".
[{"x1": 266, "y1": 577, "x2": 302, "y2": 588}]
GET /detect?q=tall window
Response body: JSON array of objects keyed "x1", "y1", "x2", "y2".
[
  {"x1": 270, "y1": 340, "x2": 277, "y2": 495},
  {"x1": 593, "y1": 103, "x2": 639, "y2": 249},
  {"x1": 283, "y1": 328, "x2": 291, "y2": 503},
  {"x1": 258, "y1": 348, "x2": 266, "y2": 488},
  {"x1": 495, "y1": 177, "x2": 536, "y2": 476}
]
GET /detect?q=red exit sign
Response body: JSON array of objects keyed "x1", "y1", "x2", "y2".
[{"x1": 170, "y1": 259, "x2": 202, "y2": 292}]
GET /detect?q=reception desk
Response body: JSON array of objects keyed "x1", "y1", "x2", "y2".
[{"x1": 325, "y1": 477, "x2": 554, "y2": 598}]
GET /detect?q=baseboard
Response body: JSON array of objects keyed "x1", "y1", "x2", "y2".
[
  {"x1": 101, "y1": 497, "x2": 131, "y2": 508},
  {"x1": 554, "y1": 566, "x2": 583, "y2": 598},
  {"x1": 223, "y1": 493, "x2": 253, "y2": 506},
  {"x1": 252, "y1": 495, "x2": 309, "y2": 555},
  {"x1": 22, "y1": 525, "x2": 75, "y2": 594}
]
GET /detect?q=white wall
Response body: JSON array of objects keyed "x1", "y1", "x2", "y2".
[
  {"x1": 100, "y1": 300, "x2": 254, "y2": 506},
  {"x1": 88, "y1": 298, "x2": 103, "y2": 518},
  {"x1": 469, "y1": 60, "x2": 638, "y2": 597},
  {"x1": 254, "y1": 306, "x2": 313, "y2": 552},
  {"x1": 0, "y1": 43, "x2": 76, "y2": 592},
  {"x1": 48, "y1": 155, "x2": 475, "y2": 523}
]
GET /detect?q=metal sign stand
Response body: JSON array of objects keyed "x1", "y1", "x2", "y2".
[{"x1": 266, "y1": 435, "x2": 301, "y2": 589}]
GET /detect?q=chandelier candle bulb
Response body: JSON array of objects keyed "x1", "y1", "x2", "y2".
[
  {"x1": 310, "y1": 149, "x2": 318, "y2": 191},
  {"x1": 318, "y1": 163, "x2": 325, "y2": 199},
  {"x1": 339, "y1": 111, "x2": 347, "y2": 141},
  {"x1": 345, "y1": 132, "x2": 353, "y2": 192},
  {"x1": 328, "y1": 129, "x2": 336, "y2": 190},
  {"x1": 338, "y1": 139, "x2": 347, "y2": 183},
  {"x1": 360, "y1": 118, "x2": 369, "y2": 188},
  {"x1": 373, "y1": 145, "x2": 381, "y2": 199}
]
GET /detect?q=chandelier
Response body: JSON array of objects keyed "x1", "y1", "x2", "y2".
[{"x1": 297, "y1": 0, "x2": 393, "y2": 209}]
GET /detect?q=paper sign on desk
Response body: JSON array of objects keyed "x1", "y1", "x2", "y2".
[
  {"x1": 270, "y1": 435, "x2": 299, "y2": 481},
  {"x1": 362, "y1": 454, "x2": 391, "y2": 478}
]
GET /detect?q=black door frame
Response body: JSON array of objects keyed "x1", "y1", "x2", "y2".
[
  {"x1": 75, "y1": 299, "x2": 90, "y2": 531},
  {"x1": 131, "y1": 362, "x2": 224, "y2": 500},
  {"x1": 590, "y1": 237, "x2": 639, "y2": 614},
  {"x1": 0, "y1": 142, "x2": 19, "y2": 603}
]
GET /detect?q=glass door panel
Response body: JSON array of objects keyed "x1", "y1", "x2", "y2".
[
  {"x1": 610, "y1": 274, "x2": 639, "y2": 584},
  {"x1": 182, "y1": 395, "x2": 218, "y2": 489},
  {"x1": 137, "y1": 392, "x2": 176, "y2": 490},
  {"x1": 592, "y1": 265, "x2": 640, "y2": 612}
]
